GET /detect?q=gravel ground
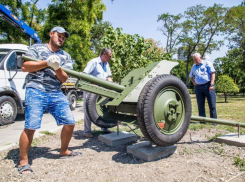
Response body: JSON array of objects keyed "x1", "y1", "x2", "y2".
[{"x1": 0, "y1": 122, "x2": 245, "y2": 182}]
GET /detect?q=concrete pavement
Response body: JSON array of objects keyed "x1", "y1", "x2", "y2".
[{"x1": 0, "y1": 103, "x2": 84, "y2": 152}]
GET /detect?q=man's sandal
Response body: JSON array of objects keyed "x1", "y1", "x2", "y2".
[
  {"x1": 18, "y1": 164, "x2": 34, "y2": 174},
  {"x1": 59, "y1": 151, "x2": 82, "y2": 159}
]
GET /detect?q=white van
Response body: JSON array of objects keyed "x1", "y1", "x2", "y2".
[{"x1": 0, "y1": 44, "x2": 28, "y2": 125}]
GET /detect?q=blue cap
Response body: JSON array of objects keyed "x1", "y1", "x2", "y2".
[{"x1": 51, "y1": 26, "x2": 69, "y2": 38}]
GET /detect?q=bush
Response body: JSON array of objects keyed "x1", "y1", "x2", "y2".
[{"x1": 188, "y1": 89, "x2": 194, "y2": 94}]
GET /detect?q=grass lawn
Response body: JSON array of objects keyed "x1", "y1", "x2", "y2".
[{"x1": 190, "y1": 93, "x2": 245, "y2": 135}]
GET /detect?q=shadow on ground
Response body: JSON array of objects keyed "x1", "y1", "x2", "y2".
[
  {"x1": 4, "y1": 146, "x2": 57, "y2": 167},
  {"x1": 73, "y1": 129, "x2": 146, "y2": 164}
]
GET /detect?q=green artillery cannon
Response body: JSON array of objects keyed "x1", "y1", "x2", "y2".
[{"x1": 22, "y1": 55, "x2": 192, "y2": 146}]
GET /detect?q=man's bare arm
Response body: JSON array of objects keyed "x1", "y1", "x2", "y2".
[
  {"x1": 22, "y1": 60, "x2": 68, "y2": 83},
  {"x1": 55, "y1": 68, "x2": 68, "y2": 83},
  {"x1": 22, "y1": 60, "x2": 48, "y2": 72},
  {"x1": 190, "y1": 77, "x2": 197, "y2": 86},
  {"x1": 107, "y1": 77, "x2": 113, "y2": 82}
]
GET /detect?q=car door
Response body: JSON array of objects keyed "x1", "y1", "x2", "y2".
[{"x1": 5, "y1": 50, "x2": 28, "y2": 101}]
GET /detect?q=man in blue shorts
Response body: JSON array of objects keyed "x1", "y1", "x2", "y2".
[{"x1": 18, "y1": 26, "x2": 82, "y2": 174}]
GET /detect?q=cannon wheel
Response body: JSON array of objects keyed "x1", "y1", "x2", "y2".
[
  {"x1": 86, "y1": 93, "x2": 117, "y2": 128},
  {"x1": 137, "y1": 74, "x2": 191, "y2": 146}
]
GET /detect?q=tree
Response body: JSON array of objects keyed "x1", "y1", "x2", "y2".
[
  {"x1": 214, "y1": 48, "x2": 244, "y2": 83},
  {"x1": 225, "y1": 4, "x2": 245, "y2": 71},
  {"x1": 90, "y1": 21, "x2": 112, "y2": 55},
  {"x1": 157, "y1": 13, "x2": 183, "y2": 54},
  {"x1": 157, "y1": 4, "x2": 227, "y2": 86},
  {"x1": 172, "y1": 59, "x2": 189, "y2": 83},
  {"x1": 214, "y1": 3, "x2": 245, "y2": 95},
  {"x1": 215, "y1": 75, "x2": 239, "y2": 102},
  {"x1": 179, "y1": 4, "x2": 227, "y2": 85},
  {"x1": 0, "y1": 0, "x2": 47, "y2": 44},
  {"x1": 144, "y1": 38, "x2": 171, "y2": 62},
  {"x1": 101, "y1": 26, "x2": 170, "y2": 82}
]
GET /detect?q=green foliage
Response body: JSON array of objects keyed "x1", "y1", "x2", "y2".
[
  {"x1": 214, "y1": 49, "x2": 244, "y2": 82},
  {"x1": 180, "y1": 4, "x2": 227, "y2": 57},
  {"x1": 0, "y1": 0, "x2": 47, "y2": 44},
  {"x1": 144, "y1": 38, "x2": 171, "y2": 62},
  {"x1": 225, "y1": 5, "x2": 245, "y2": 86},
  {"x1": 39, "y1": 131, "x2": 55, "y2": 136},
  {"x1": 212, "y1": 146, "x2": 225, "y2": 155},
  {"x1": 225, "y1": 5, "x2": 245, "y2": 51},
  {"x1": 90, "y1": 21, "x2": 112, "y2": 55},
  {"x1": 216, "y1": 75, "x2": 239, "y2": 102},
  {"x1": 181, "y1": 4, "x2": 227, "y2": 84},
  {"x1": 189, "y1": 123, "x2": 210, "y2": 131},
  {"x1": 214, "y1": 48, "x2": 245, "y2": 95},
  {"x1": 234, "y1": 155, "x2": 245, "y2": 171},
  {"x1": 157, "y1": 13, "x2": 183, "y2": 54},
  {"x1": 158, "y1": 4, "x2": 227, "y2": 85},
  {"x1": 221, "y1": 125, "x2": 245, "y2": 134},
  {"x1": 101, "y1": 26, "x2": 171, "y2": 82},
  {"x1": 172, "y1": 59, "x2": 189, "y2": 83},
  {"x1": 207, "y1": 133, "x2": 223, "y2": 141},
  {"x1": 187, "y1": 89, "x2": 194, "y2": 94}
]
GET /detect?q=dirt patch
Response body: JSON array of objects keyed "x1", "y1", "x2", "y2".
[{"x1": 0, "y1": 122, "x2": 245, "y2": 182}]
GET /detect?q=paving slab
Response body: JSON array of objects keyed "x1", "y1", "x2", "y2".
[
  {"x1": 216, "y1": 133, "x2": 245, "y2": 147},
  {"x1": 98, "y1": 131, "x2": 138, "y2": 146},
  {"x1": 127, "y1": 141, "x2": 177, "y2": 162}
]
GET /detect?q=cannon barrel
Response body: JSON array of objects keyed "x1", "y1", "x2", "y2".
[
  {"x1": 191, "y1": 115, "x2": 245, "y2": 128},
  {"x1": 22, "y1": 55, "x2": 125, "y2": 92}
]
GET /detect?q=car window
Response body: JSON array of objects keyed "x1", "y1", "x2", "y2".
[
  {"x1": 6, "y1": 51, "x2": 26, "y2": 71},
  {"x1": 0, "y1": 50, "x2": 8, "y2": 63}
]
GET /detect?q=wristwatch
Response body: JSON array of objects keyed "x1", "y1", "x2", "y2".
[{"x1": 210, "y1": 83, "x2": 214, "y2": 87}]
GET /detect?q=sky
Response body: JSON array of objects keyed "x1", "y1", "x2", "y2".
[{"x1": 36, "y1": 0, "x2": 243, "y2": 62}]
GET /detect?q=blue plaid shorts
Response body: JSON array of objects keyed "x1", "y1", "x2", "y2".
[{"x1": 25, "y1": 87, "x2": 75, "y2": 130}]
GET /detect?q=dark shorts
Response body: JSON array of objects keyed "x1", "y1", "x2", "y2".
[{"x1": 25, "y1": 87, "x2": 75, "y2": 130}]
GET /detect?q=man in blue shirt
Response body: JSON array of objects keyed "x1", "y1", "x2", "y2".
[
  {"x1": 189, "y1": 53, "x2": 217, "y2": 119},
  {"x1": 83, "y1": 48, "x2": 113, "y2": 138}
]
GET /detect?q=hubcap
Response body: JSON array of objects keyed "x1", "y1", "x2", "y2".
[
  {"x1": 0, "y1": 101, "x2": 14, "y2": 119},
  {"x1": 154, "y1": 87, "x2": 185, "y2": 134}
]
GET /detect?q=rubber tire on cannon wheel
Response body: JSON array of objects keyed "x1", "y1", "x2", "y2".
[
  {"x1": 0, "y1": 96, "x2": 17, "y2": 125},
  {"x1": 137, "y1": 74, "x2": 191, "y2": 146},
  {"x1": 67, "y1": 91, "x2": 77, "y2": 111},
  {"x1": 86, "y1": 93, "x2": 117, "y2": 129}
]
